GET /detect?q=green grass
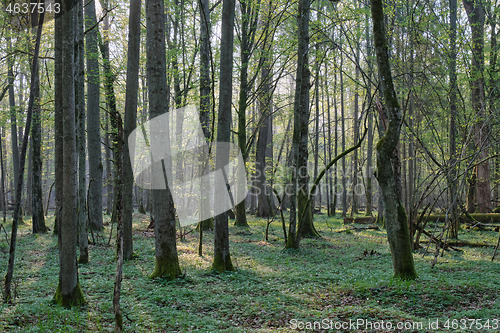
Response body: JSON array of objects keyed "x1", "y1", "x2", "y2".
[{"x1": 1, "y1": 212, "x2": 499, "y2": 332}]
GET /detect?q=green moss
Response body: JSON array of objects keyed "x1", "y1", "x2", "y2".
[
  {"x1": 51, "y1": 282, "x2": 86, "y2": 308},
  {"x1": 211, "y1": 253, "x2": 235, "y2": 273},
  {"x1": 150, "y1": 256, "x2": 182, "y2": 280}
]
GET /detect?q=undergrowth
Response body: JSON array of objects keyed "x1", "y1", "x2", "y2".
[{"x1": 0, "y1": 212, "x2": 499, "y2": 332}]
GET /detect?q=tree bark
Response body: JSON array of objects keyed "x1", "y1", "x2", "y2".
[
  {"x1": 54, "y1": 3, "x2": 63, "y2": 235},
  {"x1": 7, "y1": 39, "x2": 20, "y2": 221},
  {"x1": 53, "y1": 0, "x2": 85, "y2": 307},
  {"x1": 31, "y1": 7, "x2": 47, "y2": 234},
  {"x1": 75, "y1": 0, "x2": 88, "y2": 262},
  {"x1": 0, "y1": 128, "x2": 6, "y2": 223},
  {"x1": 340, "y1": 49, "x2": 347, "y2": 217},
  {"x1": 371, "y1": 0, "x2": 417, "y2": 280},
  {"x1": 448, "y1": 0, "x2": 459, "y2": 239},
  {"x1": 85, "y1": 0, "x2": 104, "y2": 231},
  {"x1": 255, "y1": 0, "x2": 274, "y2": 219},
  {"x1": 146, "y1": 0, "x2": 182, "y2": 280},
  {"x1": 464, "y1": 0, "x2": 491, "y2": 213},
  {"x1": 123, "y1": 0, "x2": 142, "y2": 260},
  {"x1": 197, "y1": 0, "x2": 214, "y2": 234},
  {"x1": 4, "y1": 4, "x2": 45, "y2": 302},
  {"x1": 234, "y1": 0, "x2": 252, "y2": 226},
  {"x1": 212, "y1": 0, "x2": 236, "y2": 272}
]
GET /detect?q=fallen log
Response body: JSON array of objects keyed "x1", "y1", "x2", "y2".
[{"x1": 343, "y1": 217, "x2": 377, "y2": 224}]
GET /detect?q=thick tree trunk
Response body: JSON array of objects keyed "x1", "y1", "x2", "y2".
[
  {"x1": 146, "y1": 0, "x2": 182, "y2": 280},
  {"x1": 371, "y1": 0, "x2": 417, "y2": 280},
  {"x1": 85, "y1": 0, "x2": 103, "y2": 231},
  {"x1": 53, "y1": 0, "x2": 85, "y2": 307},
  {"x1": 123, "y1": 0, "x2": 142, "y2": 260},
  {"x1": 464, "y1": 0, "x2": 491, "y2": 213},
  {"x1": 287, "y1": 0, "x2": 319, "y2": 248},
  {"x1": 212, "y1": 0, "x2": 236, "y2": 272}
]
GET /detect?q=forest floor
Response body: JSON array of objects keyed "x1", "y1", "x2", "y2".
[{"x1": 1, "y1": 212, "x2": 499, "y2": 332}]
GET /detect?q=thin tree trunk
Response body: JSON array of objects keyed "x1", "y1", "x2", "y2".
[
  {"x1": 0, "y1": 128, "x2": 6, "y2": 223},
  {"x1": 4, "y1": 4, "x2": 44, "y2": 303},
  {"x1": 7, "y1": 39, "x2": 20, "y2": 220},
  {"x1": 352, "y1": 18, "x2": 360, "y2": 215},
  {"x1": 54, "y1": 3, "x2": 63, "y2": 235},
  {"x1": 448, "y1": 0, "x2": 459, "y2": 239},
  {"x1": 340, "y1": 50, "x2": 347, "y2": 217},
  {"x1": 235, "y1": 0, "x2": 251, "y2": 226}
]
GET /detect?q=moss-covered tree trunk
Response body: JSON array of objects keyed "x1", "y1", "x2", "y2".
[
  {"x1": 146, "y1": 0, "x2": 182, "y2": 280},
  {"x1": 371, "y1": 0, "x2": 417, "y2": 280}
]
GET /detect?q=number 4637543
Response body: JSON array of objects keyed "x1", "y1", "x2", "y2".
[{"x1": 5, "y1": 2, "x2": 60, "y2": 14}]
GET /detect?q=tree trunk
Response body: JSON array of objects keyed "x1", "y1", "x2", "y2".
[
  {"x1": 352, "y1": 18, "x2": 361, "y2": 215},
  {"x1": 255, "y1": 2, "x2": 274, "y2": 219},
  {"x1": 313, "y1": 47, "x2": 320, "y2": 213},
  {"x1": 340, "y1": 49, "x2": 347, "y2": 217},
  {"x1": 85, "y1": 0, "x2": 104, "y2": 231},
  {"x1": 371, "y1": 0, "x2": 417, "y2": 280},
  {"x1": 54, "y1": 4, "x2": 63, "y2": 235},
  {"x1": 74, "y1": 0, "x2": 88, "y2": 262},
  {"x1": 123, "y1": 0, "x2": 142, "y2": 260},
  {"x1": 146, "y1": 0, "x2": 182, "y2": 280},
  {"x1": 212, "y1": 0, "x2": 236, "y2": 272},
  {"x1": 197, "y1": 0, "x2": 214, "y2": 233},
  {"x1": 0, "y1": 128, "x2": 6, "y2": 223},
  {"x1": 4, "y1": 5, "x2": 44, "y2": 302},
  {"x1": 464, "y1": 0, "x2": 491, "y2": 213},
  {"x1": 448, "y1": 0, "x2": 459, "y2": 239},
  {"x1": 234, "y1": 0, "x2": 251, "y2": 227},
  {"x1": 365, "y1": 6, "x2": 374, "y2": 217},
  {"x1": 8, "y1": 39, "x2": 20, "y2": 221},
  {"x1": 53, "y1": 0, "x2": 86, "y2": 307},
  {"x1": 31, "y1": 8, "x2": 47, "y2": 234}
]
